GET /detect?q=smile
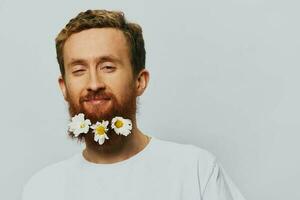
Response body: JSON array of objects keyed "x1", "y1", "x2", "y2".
[{"x1": 85, "y1": 98, "x2": 110, "y2": 105}]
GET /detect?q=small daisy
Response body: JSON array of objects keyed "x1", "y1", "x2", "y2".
[
  {"x1": 68, "y1": 113, "x2": 91, "y2": 137},
  {"x1": 111, "y1": 116, "x2": 132, "y2": 136},
  {"x1": 91, "y1": 120, "x2": 109, "y2": 145}
]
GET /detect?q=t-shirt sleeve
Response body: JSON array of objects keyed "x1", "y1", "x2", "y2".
[
  {"x1": 21, "y1": 178, "x2": 37, "y2": 200},
  {"x1": 21, "y1": 162, "x2": 66, "y2": 200},
  {"x1": 201, "y1": 159, "x2": 247, "y2": 200}
]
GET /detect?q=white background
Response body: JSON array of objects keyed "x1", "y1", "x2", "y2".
[{"x1": 1, "y1": 0, "x2": 299, "y2": 199}]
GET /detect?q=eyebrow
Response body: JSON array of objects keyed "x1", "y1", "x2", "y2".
[{"x1": 67, "y1": 55, "x2": 122, "y2": 68}]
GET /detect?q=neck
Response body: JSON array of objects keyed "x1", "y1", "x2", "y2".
[{"x1": 82, "y1": 120, "x2": 150, "y2": 164}]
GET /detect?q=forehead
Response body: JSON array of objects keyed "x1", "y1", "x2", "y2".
[{"x1": 63, "y1": 28, "x2": 130, "y2": 64}]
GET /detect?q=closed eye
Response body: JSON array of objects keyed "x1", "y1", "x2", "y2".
[
  {"x1": 102, "y1": 66, "x2": 115, "y2": 72},
  {"x1": 72, "y1": 69, "x2": 86, "y2": 75}
]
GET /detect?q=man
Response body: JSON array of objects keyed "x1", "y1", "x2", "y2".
[{"x1": 22, "y1": 9, "x2": 246, "y2": 200}]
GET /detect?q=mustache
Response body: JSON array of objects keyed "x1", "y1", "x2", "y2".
[{"x1": 80, "y1": 91, "x2": 112, "y2": 103}]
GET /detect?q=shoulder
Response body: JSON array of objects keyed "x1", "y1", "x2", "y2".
[
  {"x1": 152, "y1": 137, "x2": 219, "y2": 193},
  {"x1": 22, "y1": 153, "x2": 80, "y2": 200},
  {"x1": 154, "y1": 137, "x2": 216, "y2": 161},
  {"x1": 152, "y1": 137, "x2": 217, "y2": 170}
]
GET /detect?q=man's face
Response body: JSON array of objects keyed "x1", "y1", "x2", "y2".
[{"x1": 58, "y1": 28, "x2": 142, "y2": 143}]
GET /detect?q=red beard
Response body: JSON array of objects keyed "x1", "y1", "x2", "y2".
[{"x1": 65, "y1": 86, "x2": 137, "y2": 151}]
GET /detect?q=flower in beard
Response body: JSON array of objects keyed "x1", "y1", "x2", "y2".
[
  {"x1": 68, "y1": 113, "x2": 91, "y2": 137},
  {"x1": 111, "y1": 116, "x2": 132, "y2": 136},
  {"x1": 91, "y1": 120, "x2": 109, "y2": 145}
]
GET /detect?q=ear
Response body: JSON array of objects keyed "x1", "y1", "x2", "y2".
[
  {"x1": 58, "y1": 75, "x2": 68, "y2": 101},
  {"x1": 135, "y1": 69, "x2": 150, "y2": 96}
]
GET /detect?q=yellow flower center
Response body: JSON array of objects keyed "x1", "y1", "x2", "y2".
[
  {"x1": 115, "y1": 120, "x2": 123, "y2": 128},
  {"x1": 96, "y1": 126, "x2": 106, "y2": 135},
  {"x1": 80, "y1": 122, "x2": 85, "y2": 128}
]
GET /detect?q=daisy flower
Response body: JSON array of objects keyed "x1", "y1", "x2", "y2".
[
  {"x1": 111, "y1": 116, "x2": 132, "y2": 136},
  {"x1": 91, "y1": 120, "x2": 109, "y2": 145},
  {"x1": 68, "y1": 113, "x2": 91, "y2": 137}
]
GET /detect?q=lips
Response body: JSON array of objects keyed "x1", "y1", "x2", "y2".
[{"x1": 85, "y1": 97, "x2": 110, "y2": 105}]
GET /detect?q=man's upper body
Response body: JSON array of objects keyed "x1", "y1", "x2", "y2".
[
  {"x1": 22, "y1": 9, "x2": 246, "y2": 200},
  {"x1": 22, "y1": 135, "x2": 246, "y2": 200}
]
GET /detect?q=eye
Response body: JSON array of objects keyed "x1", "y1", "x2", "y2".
[
  {"x1": 72, "y1": 69, "x2": 85, "y2": 75},
  {"x1": 102, "y1": 66, "x2": 115, "y2": 72}
]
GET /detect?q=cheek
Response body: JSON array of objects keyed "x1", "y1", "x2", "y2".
[
  {"x1": 115, "y1": 80, "x2": 136, "y2": 101},
  {"x1": 65, "y1": 81, "x2": 83, "y2": 103}
]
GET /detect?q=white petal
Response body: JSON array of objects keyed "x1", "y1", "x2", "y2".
[
  {"x1": 112, "y1": 116, "x2": 121, "y2": 123},
  {"x1": 103, "y1": 120, "x2": 109, "y2": 127},
  {"x1": 124, "y1": 118, "x2": 131, "y2": 124},
  {"x1": 73, "y1": 129, "x2": 81, "y2": 137},
  {"x1": 98, "y1": 136, "x2": 105, "y2": 145},
  {"x1": 83, "y1": 127, "x2": 89, "y2": 134},
  {"x1": 68, "y1": 125, "x2": 75, "y2": 132},
  {"x1": 111, "y1": 118, "x2": 117, "y2": 128},
  {"x1": 113, "y1": 128, "x2": 121, "y2": 135},
  {"x1": 124, "y1": 124, "x2": 132, "y2": 131},
  {"x1": 85, "y1": 119, "x2": 91, "y2": 125},
  {"x1": 77, "y1": 113, "x2": 84, "y2": 119},
  {"x1": 111, "y1": 123, "x2": 115, "y2": 129},
  {"x1": 73, "y1": 114, "x2": 83, "y2": 122},
  {"x1": 120, "y1": 130, "x2": 129, "y2": 136},
  {"x1": 94, "y1": 134, "x2": 99, "y2": 142},
  {"x1": 91, "y1": 124, "x2": 96, "y2": 129},
  {"x1": 71, "y1": 115, "x2": 77, "y2": 121}
]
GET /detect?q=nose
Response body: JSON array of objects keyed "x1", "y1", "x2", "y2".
[{"x1": 86, "y1": 69, "x2": 106, "y2": 92}]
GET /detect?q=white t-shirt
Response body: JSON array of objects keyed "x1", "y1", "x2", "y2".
[{"x1": 22, "y1": 136, "x2": 246, "y2": 200}]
